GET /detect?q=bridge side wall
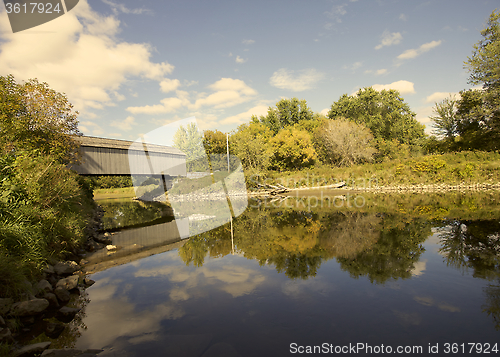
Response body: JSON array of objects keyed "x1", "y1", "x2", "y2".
[{"x1": 70, "y1": 146, "x2": 186, "y2": 176}]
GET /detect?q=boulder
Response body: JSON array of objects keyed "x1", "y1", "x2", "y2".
[
  {"x1": 56, "y1": 306, "x2": 81, "y2": 323},
  {"x1": 13, "y1": 342, "x2": 51, "y2": 357},
  {"x1": 56, "y1": 275, "x2": 79, "y2": 291},
  {"x1": 45, "y1": 322, "x2": 65, "y2": 339},
  {"x1": 0, "y1": 327, "x2": 14, "y2": 343},
  {"x1": 54, "y1": 261, "x2": 79, "y2": 275},
  {"x1": 83, "y1": 278, "x2": 95, "y2": 287},
  {"x1": 54, "y1": 287, "x2": 71, "y2": 303},
  {"x1": 10, "y1": 298, "x2": 49, "y2": 316},
  {"x1": 0, "y1": 298, "x2": 13, "y2": 315},
  {"x1": 43, "y1": 293, "x2": 60, "y2": 308},
  {"x1": 36, "y1": 280, "x2": 53, "y2": 295},
  {"x1": 43, "y1": 265, "x2": 55, "y2": 275},
  {"x1": 41, "y1": 349, "x2": 103, "y2": 357}
]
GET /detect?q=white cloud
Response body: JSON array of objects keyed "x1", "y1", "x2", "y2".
[
  {"x1": 242, "y1": 39, "x2": 255, "y2": 45},
  {"x1": 101, "y1": 0, "x2": 151, "y2": 15},
  {"x1": 127, "y1": 90, "x2": 190, "y2": 114},
  {"x1": 79, "y1": 120, "x2": 104, "y2": 136},
  {"x1": 0, "y1": 0, "x2": 173, "y2": 116},
  {"x1": 375, "y1": 31, "x2": 403, "y2": 50},
  {"x1": 235, "y1": 56, "x2": 247, "y2": 64},
  {"x1": 220, "y1": 104, "x2": 269, "y2": 125},
  {"x1": 269, "y1": 68, "x2": 324, "y2": 92},
  {"x1": 325, "y1": 4, "x2": 347, "y2": 23},
  {"x1": 372, "y1": 80, "x2": 415, "y2": 94},
  {"x1": 343, "y1": 61, "x2": 363, "y2": 72},
  {"x1": 111, "y1": 116, "x2": 136, "y2": 131},
  {"x1": 425, "y1": 92, "x2": 459, "y2": 104},
  {"x1": 320, "y1": 108, "x2": 330, "y2": 116},
  {"x1": 195, "y1": 78, "x2": 257, "y2": 109},
  {"x1": 399, "y1": 14, "x2": 407, "y2": 21},
  {"x1": 397, "y1": 40, "x2": 442, "y2": 60},
  {"x1": 160, "y1": 79, "x2": 181, "y2": 93}
]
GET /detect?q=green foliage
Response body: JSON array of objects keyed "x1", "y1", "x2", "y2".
[
  {"x1": 314, "y1": 118, "x2": 377, "y2": 166},
  {"x1": 258, "y1": 98, "x2": 314, "y2": 134},
  {"x1": 270, "y1": 128, "x2": 317, "y2": 171},
  {"x1": 0, "y1": 75, "x2": 81, "y2": 163},
  {"x1": 328, "y1": 87, "x2": 425, "y2": 146},
  {"x1": 231, "y1": 122, "x2": 273, "y2": 171},
  {"x1": 173, "y1": 123, "x2": 207, "y2": 171},
  {"x1": 90, "y1": 175, "x2": 134, "y2": 189},
  {"x1": 430, "y1": 94, "x2": 460, "y2": 139},
  {"x1": 0, "y1": 151, "x2": 93, "y2": 298}
]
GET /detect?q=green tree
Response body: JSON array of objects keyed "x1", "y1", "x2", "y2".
[
  {"x1": 258, "y1": 98, "x2": 314, "y2": 134},
  {"x1": 328, "y1": 87, "x2": 425, "y2": 146},
  {"x1": 314, "y1": 118, "x2": 377, "y2": 166},
  {"x1": 203, "y1": 129, "x2": 227, "y2": 155},
  {"x1": 231, "y1": 122, "x2": 272, "y2": 171},
  {"x1": 430, "y1": 95, "x2": 459, "y2": 140},
  {"x1": 0, "y1": 75, "x2": 81, "y2": 163},
  {"x1": 462, "y1": 9, "x2": 500, "y2": 149},
  {"x1": 173, "y1": 122, "x2": 207, "y2": 171},
  {"x1": 270, "y1": 128, "x2": 316, "y2": 171}
]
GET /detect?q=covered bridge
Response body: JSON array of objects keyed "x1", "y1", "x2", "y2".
[{"x1": 69, "y1": 136, "x2": 186, "y2": 177}]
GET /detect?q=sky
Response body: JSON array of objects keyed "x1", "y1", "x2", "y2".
[{"x1": 0, "y1": 0, "x2": 497, "y2": 142}]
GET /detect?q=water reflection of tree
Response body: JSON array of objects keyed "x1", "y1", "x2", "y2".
[
  {"x1": 336, "y1": 217, "x2": 430, "y2": 284},
  {"x1": 100, "y1": 200, "x2": 169, "y2": 230},
  {"x1": 178, "y1": 205, "x2": 432, "y2": 282},
  {"x1": 438, "y1": 219, "x2": 500, "y2": 329}
]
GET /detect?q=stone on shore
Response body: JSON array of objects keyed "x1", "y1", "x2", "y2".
[
  {"x1": 54, "y1": 261, "x2": 79, "y2": 275},
  {"x1": 10, "y1": 298, "x2": 49, "y2": 316},
  {"x1": 54, "y1": 287, "x2": 71, "y2": 303},
  {"x1": 13, "y1": 342, "x2": 51, "y2": 357},
  {"x1": 56, "y1": 306, "x2": 81, "y2": 323},
  {"x1": 0, "y1": 298, "x2": 13, "y2": 315},
  {"x1": 56, "y1": 275, "x2": 79, "y2": 291}
]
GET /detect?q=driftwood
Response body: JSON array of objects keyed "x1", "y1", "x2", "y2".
[{"x1": 256, "y1": 183, "x2": 290, "y2": 195}]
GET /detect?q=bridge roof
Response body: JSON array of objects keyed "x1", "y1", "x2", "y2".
[{"x1": 75, "y1": 136, "x2": 186, "y2": 156}]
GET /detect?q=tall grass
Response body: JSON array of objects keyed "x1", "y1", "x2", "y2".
[{"x1": 0, "y1": 151, "x2": 94, "y2": 298}]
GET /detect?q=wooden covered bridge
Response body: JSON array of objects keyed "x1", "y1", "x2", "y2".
[{"x1": 69, "y1": 136, "x2": 187, "y2": 177}]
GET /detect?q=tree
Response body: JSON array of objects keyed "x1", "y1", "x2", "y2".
[
  {"x1": 328, "y1": 87, "x2": 425, "y2": 146},
  {"x1": 0, "y1": 75, "x2": 81, "y2": 163},
  {"x1": 258, "y1": 97, "x2": 314, "y2": 134},
  {"x1": 231, "y1": 122, "x2": 272, "y2": 171},
  {"x1": 173, "y1": 122, "x2": 207, "y2": 171},
  {"x1": 203, "y1": 129, "x2": 227, "y2": 155},
  {"x1": 430, "y1": 94, "x2": 459, "y2": 140},
  {"x1": 462, "y1": 10, "x2": 500, "y2": 149},
  {"x1": 270, "y1": 128, "x2": 316, "y2": 171},
  {"x1": 314, "y1": 118, "x2": 377, "y2": 167},
  {"x1": 465, "y1": 10, "x2": 500, "y2": 91}
]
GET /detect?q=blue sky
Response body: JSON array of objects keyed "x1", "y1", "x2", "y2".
[{"x1": 0, "y1": 0, "x2": 497, "y2": 141}]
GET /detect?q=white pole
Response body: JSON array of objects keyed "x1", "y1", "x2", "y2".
[{"x1": 227, "y1": 133, "x2": 230, "y2": 173}]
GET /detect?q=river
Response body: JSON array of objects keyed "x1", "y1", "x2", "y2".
[{"x1": 53, "y1": 191, "x2": 500, "y2": 356}]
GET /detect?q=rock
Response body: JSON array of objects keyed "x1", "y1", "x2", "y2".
[
  {"x1": 13, "y1": 342, "x2": 51, "y2": 357},
  {"x1": 41, "y1": 349, "x2": 103, "y2": 357},
  {"x1": 56, "y1": 306, "x2": 80, "y2": 323},
  {"x1": 45, "y1": 322, "x2": 65, "y2": 339},
  {"x1": 94, "y1": 235, "x2": 112, "y2": 245},
  {"x1": 86, "y1": 240, "x2": 104, "y2": 252},
  {"x1": 44, "y1": 265, "x2": 55, "y2": 275},
  {"x1": 43, "y1": 293, "x2": 60, "y2": 308},
  {"x1": 106, "y1": 245, "x2": 117, "y2": 251},
  {"x1": 0, "y1": 298, "x2": 13, "y2": 315},
  {"x1": 36, "y1": 280, "x2": 53, "y2": 295},
  {"x1": 54, "y1": 261, "x2": 79, "y2": 275},
  {"x1": 54, "y1": 287, "x2": 71, "y2": 303},
  {"x1": 83, "y1": 278, "x2": 95, "y2": 287},
  {"x1": 0, "y1": 315, "x2": 5, "y2": 327},
  {"x1": 10, "y1": 298, "x2": 49, "y2": 316},
  {"x1": 56, "y1": 275, "x2": 79, "y2": 291},
  {"x1": 0, "y1": 327, "x2": 14, "y2": 343}
]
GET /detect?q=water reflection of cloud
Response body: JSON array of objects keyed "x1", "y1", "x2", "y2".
[
  {"x1": 411, "y1": 260, "x2": 427, "y2": 277},
  {"x1": 281, "y1": 279, "x2": 334, "y2": 298},
  {"x1": 77, "y1": 286, "x2": 185, "y2": 349},
  {"x1": 414, "y1": 296, "x2": 461, "y2": 312},
  {"x1": 134, "y1": 261, "x2": 267, "y2": 298},
  {"x1": 393, "y1": 310, "x2": 422, "y2": 326}
]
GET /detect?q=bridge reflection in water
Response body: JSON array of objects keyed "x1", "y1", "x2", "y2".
[{"x1": 82, "y1": 202, "x2": 237, "y2": 274}]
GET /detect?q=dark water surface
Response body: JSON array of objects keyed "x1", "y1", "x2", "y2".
[{"x1": 72, "y1": 192, "x2": 500, "y2": 356}]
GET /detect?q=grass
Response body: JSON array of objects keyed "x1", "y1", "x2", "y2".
[{"x1": 247, "y1": 151, "x2": 500, "y2": 189}]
